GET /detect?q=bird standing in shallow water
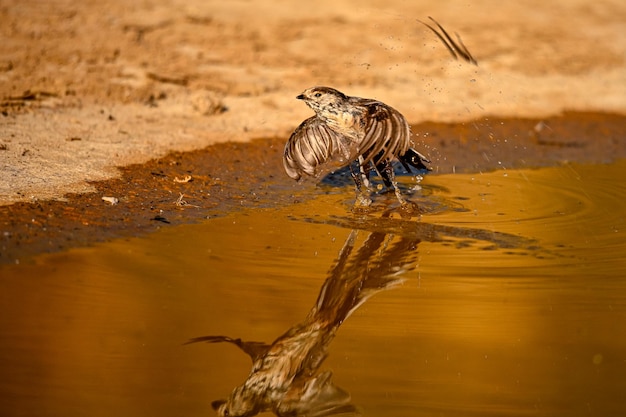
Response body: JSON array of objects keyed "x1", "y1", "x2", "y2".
[{"x1": 283, "y1": 86, "x2": 431, "y2": 209}]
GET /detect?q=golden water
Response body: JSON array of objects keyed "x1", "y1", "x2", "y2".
[{"x1": 1, "y1": 161, "x2": 625, "y2": 416}]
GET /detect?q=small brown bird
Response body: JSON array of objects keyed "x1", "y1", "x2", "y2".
[
  {"x1": 283, "y1": 86, "x2": 431, "y2": 208},
  {"x1": 283, "y1": 19, "x2": 477, "y2": 210}
]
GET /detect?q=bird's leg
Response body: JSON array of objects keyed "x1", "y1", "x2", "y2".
[
  {"x1": 349, "y1": 159, "x2": 372, "y2": 208},
  {"x1": 380, "y1": 162, "x2": 419, "y2": 216},
  {"x1": 357, "y1": 156, "x2": 372, "y2": 190},
  {"x1": 349, "y1": 161, "x2": 364, "y2": 190},
  {"x1": 376, "y1": 162, "x2": 393, "y2": 189},
  {"x1": 381, "y1": 161, "x2": 408, "y2": 207}
]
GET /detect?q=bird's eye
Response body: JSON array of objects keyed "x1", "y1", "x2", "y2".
[{"x1": 314, "y1": 92, "x2": 322, "y2": 98}]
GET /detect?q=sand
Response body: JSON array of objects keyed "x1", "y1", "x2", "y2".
[{"x1": 1, "y1": 0, "x2": 625, "y2": 206}]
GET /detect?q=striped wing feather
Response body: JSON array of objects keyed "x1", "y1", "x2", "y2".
[
  {"x1": 355, "y1": 99, "x2": 411, "y2": 165},
  {"x1": 284, "y1": 98, "x2": 413, "y2": 180},
  {"x1": 283, "y1": 117, "x2": 342, "y2": 180}
]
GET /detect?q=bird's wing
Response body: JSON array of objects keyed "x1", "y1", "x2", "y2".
[
  {"x1": 184, "y1": 335, "x2": 271, "y2": 362},
  {"x1": 283, "y1": 116, "x2": 344, "y2": 180},
  {"x1": 352, "y1": 99, "x2": 412, "y2": 165}
]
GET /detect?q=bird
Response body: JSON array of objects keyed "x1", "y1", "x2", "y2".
[
  {"x1": 282, "y1": 86, "x2": 431, "y2": 209},
  {"x1": 282, "y1": 19, "x2": 478, "y2": 211}
]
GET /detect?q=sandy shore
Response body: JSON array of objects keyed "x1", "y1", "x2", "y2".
[{"x1": 1, "y1": 0, "x2": 625, "y2": 206}]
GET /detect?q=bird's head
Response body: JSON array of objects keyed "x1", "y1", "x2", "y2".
[{"x1": 296, "y1": 86, "x2": 348, "y2": 114}]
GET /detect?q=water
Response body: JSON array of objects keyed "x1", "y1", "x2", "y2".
[{"x1": 1, "y1": 160, "x2": 625, "y2": 417}]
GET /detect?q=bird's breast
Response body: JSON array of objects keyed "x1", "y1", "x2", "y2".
[{"x1": 323, "y1": 110, "x2": 364, "y2": 140}]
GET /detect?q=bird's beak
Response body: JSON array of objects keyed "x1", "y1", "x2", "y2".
[{"x1": 296, "y1": 94, "x2": 305, "y2": 100}]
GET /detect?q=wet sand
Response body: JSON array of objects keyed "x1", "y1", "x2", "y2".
[
  {"x1": 2, "y1": 112, "x2": 625, "y2": 264},
  {"x1": 1, "y1": 0, "x2": 626, "y2": 262}
]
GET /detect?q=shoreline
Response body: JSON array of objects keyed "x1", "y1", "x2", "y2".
[{"x1": 1, "y1": 111, "x2": 625, "y2": 265}]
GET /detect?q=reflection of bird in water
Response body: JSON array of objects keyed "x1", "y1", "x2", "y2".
[
  {"x1": 283, "y1": 86, "x2": 431, "y2": 209},
  {"x1": 186, "y1": 229, "x2": 421, "y2": 417}
]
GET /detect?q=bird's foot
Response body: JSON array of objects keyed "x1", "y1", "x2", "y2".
[
  {"x1": 352, "y1": 190, "x2": 373, "y2": 213},
  {"x1": 354, "y1": 193, "x2": 373, "y2": 207},
  {"x1": 399, "y1": 200, "x2": 420, "y2": 218}
]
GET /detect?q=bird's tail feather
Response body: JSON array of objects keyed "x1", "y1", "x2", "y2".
[{"x1": 399, "y1": 148, "x2": 431, "y2": 173}]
